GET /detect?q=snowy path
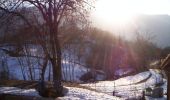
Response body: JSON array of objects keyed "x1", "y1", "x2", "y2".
[
  {"x1": 82, "y1": 69, "x2": 167, "y2": 99},
  {"x1": 81, "y1": 71, "x2": 151, "y2": 93}
]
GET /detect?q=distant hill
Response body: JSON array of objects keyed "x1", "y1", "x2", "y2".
[
  {"x1": 133, "y1": 14, "x2": 170, "y2": 48},
  {"x1": 93, "y1": 14, "x2": 170, "y2": 48}
]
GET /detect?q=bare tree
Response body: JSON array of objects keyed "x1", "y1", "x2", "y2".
[{"x1": 0, "y1": 0, "x2": 93, "y2": 97}]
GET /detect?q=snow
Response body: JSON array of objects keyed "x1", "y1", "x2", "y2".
[
  {"x1": 115, "y1": 68, "x2": 134, "y2": 76},
  {"x1": 0, "y1": 86, "x2": 123, "y2": 100},
  {"x1": 6, "y1": 57, "x2": 106, "y2": 82},
  {"x1": 82, "y1": 69, "x2": 167, "y2": 99},
  {"x1": 0, "y1": 53, "x2": 167, "y2": 99},
  {"x1": 6, "y1": 57, "x2": 89, "y2": 82},
  {"x1": 161, "y1": 80, "x2": 167, "y2": 94},
  {"x1": 145, "y1": 96, "x2": 167, "y2": 100},
  {"x1": 0, "y1": 69, "x2": 167, "y2": 99},
  {"x1": 96, "y1": 73, "x2": 106, "y2": 81},
  {"x1": 61, "y1": 62, "x2": 89, "y2": 82},
  {"x1": 59, "y1": 87, "x2": 123, "y2": 100},
  {"x1": 81, "y1": 71, "x2": 151, "y2": 92},
  {"x1": 0, "y1": 87, "x2": 40, "y2": 97}
]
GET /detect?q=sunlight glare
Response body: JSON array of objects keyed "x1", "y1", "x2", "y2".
[
  {"x1": 94, "y1": 0, "x2": 135, "y2": 26},
  {"x1": 93, "y1": 0, "x2": 170, "y2": 27}
]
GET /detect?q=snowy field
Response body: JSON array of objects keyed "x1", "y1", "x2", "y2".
[
  {"x1": 0, "y1": 53, "x2": 167, "y2": 100},
  {"x1": 82, "y1": 69, "x2": 167, "y2": 99},
  {"x1": 0, "y1": 86, "x2": 123, "y2": 100},
  {"x1": 59, "y1": 87, "x2": 123, "y2": 100},
  {"x1": 0, "y1": 69, "x2": 167, "y2": 100}
]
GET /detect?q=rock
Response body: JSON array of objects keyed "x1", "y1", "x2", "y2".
[
  {"x1": 62, "y1": 87, "x2": 68, "y2": 95},
  {"x1": 152, "y1": 87, "x2": 163, "y2": 98},
  {"x1": 145, "y1": 87, "x2": 152, "y2": 96},
  {"x1": 80, "y1": 70, "x2": 106, "y2": 82},
  {"x1": 80, "y1": 71, "x2": 96, "y2": 82},
  {"x1": 36, "y1": 81, "x2": 68, "y2": 98}
]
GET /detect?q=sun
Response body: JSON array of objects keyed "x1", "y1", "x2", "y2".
[
  {"x1": 93, "y1": 0, "x2": 170, "y2": 27},
  {"x1": 94, "y1": 0, "x2": 135, "y2": 26}
]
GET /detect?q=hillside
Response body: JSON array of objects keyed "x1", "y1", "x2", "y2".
[{"x1": 0, "y1": 69, "x2": 167, "y2": 100}]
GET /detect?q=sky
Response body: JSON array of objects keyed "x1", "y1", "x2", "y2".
[
  {"x1": 91, "y1": 0, "x2": 170, "y2": 27},
  {"x1": 90, "y1": 0, "x2": 170, "y2": 40}
]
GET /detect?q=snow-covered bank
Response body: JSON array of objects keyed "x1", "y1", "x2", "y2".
[
  {"x1": 145, "y1": 96, "x2": 167, "y2": 100},
  {"x1": 0, "y1": 86, "x2": 123, "y2": 100},
  {"x1": 0, "y1": 69, "x2": 167, "y2": 99},
  {"x1": 5, "y1": 57, "x2": 87, "y2": 81},
  {"x1": 82, "y1": 69, "x2": 167, "y2": 99},
  {"x1": 81, "y1": 71, "x2": 151, "y2": 94},
  {"x1": 59, "y1": 87, "x2": 123, "y2": 100},
  {"x1": 0, "y1": 87, "x2": 40, "y2": 97},
  {"x1": 6, "y1": 57, "x2": 106, "y2": 83}
]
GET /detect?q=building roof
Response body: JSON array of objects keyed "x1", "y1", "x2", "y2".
[{"x1": 161, "y1": 54, "x2": 170, "y2": 70}]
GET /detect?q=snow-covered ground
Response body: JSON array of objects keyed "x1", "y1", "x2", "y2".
[
  {"x1": 5, "y1": 57, "x2": 105, "y2": 83},
  {"x1": 1, "y1": 49, "x2": 129, "y2": 83},
  {"x1": 59, "y1": 87, "x2": 123, "y2": 100},
  {"x1": 4, "y1": 57, "x2": 85, "y2": 82},
  {"x1": 0, "y1": 69, "x2": 167, "y2": 100},
  {"x1": 0, "y1": 87, "x2": 40, "y2": 97},
  {"x1": 0, "y1": 86, "x2": 123, "y2": 100},
  {"x1": 82, "y1": 69, "x2": 167, "y2": 99},
  {"x1": 0, "y1": 54, "x2": 167, "y2": 100}
]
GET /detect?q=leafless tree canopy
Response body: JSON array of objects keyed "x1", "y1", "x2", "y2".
[{"x1": 0, "y1": 0, "x2": 94, "y2": 97}]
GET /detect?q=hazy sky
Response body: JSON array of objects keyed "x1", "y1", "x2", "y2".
[
  {"x1": 93, "y1": 0, "x2": 170, "y2": 16},
  {"x1": 92, "y1": 0, "x2": 170, "y2": 25},
  {"x1": 91, "y1": 0, "x2": 170, "y2": 37}
]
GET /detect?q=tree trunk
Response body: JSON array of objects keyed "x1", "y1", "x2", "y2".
[
  {"x1": 48, "y1": 64, "x2": 51, "y2": 81},
  {"x1": 51, "y1": 57, "x2": 63, "y2": 97},
  {"x1": 41, "y1": 58, "x2": 48, "y2": 81},
  {"x1": 50, "y1": 35, "x2": 63, "y2": 97},
  {"x1": 48, "y1": 2, "x2": 63, "y2": 95}
]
